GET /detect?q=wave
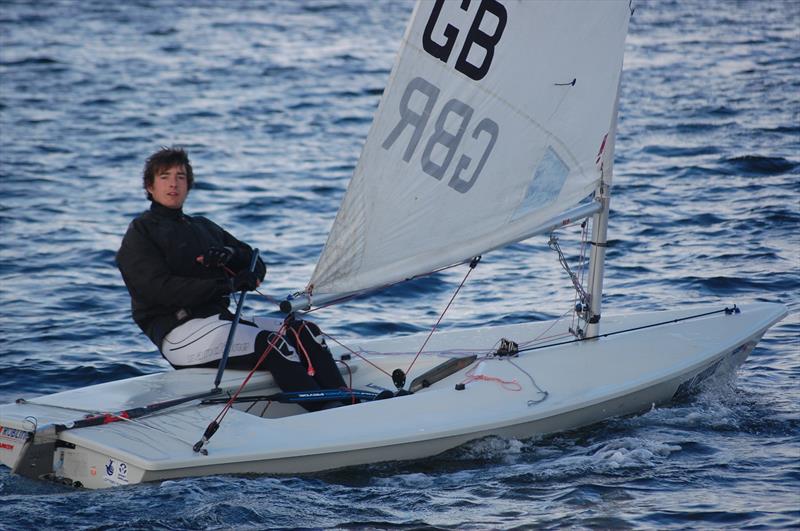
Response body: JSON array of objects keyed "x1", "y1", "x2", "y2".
[{"x1": 722, "y1": 155, "x2": 798, "y2": 176}]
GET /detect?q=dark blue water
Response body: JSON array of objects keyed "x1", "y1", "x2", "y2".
[{"x1": 1, "y1": 0, "x2": 798, "y2": 528}]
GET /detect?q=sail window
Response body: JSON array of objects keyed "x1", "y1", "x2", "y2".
[{"x1": 512, "y1": 147, "x2": 569, "y2": 220}]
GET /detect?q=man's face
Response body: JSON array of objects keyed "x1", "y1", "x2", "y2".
[{"x1": 147, "y1": 164, "x2": 189, "y2": 209}]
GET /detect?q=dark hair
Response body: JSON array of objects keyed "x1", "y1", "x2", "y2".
[{"x1": 142, "y1": 147, "x2": 194, "y2": 200}]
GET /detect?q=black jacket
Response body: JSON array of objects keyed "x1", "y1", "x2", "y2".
[{"x1": 116, "y1": 202, "x2": 266, "y2": 347}]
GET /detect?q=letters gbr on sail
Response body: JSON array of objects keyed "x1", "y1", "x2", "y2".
[
  {"x1": 309, "y1": 0, "x2": 630, "y2": 300},
  {"x1": 382, "y1": 0, "x2": 505, "y2": 194}
]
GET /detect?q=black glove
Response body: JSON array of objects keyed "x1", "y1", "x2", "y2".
[
  {"x1": 199, "y1": 246, "x2": 235, "y2": 268},
  {"x1": 231, "y1": 270, "x2": 259, "y2": 292}
]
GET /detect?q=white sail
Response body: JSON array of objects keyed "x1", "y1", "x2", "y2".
[{"x1": 309, "y1": 0, "x2": 631, "y2": 301}]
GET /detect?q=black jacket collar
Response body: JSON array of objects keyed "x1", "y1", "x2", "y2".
[{"x1": 149, "y1": 201, "x2": 185, "y2": 220}]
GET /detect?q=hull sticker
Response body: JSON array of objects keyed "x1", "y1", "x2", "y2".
[
  {"x1": 103, "y1": 459, "x2": 130, "y2": 486},
  {"x1": 0, "y1": 426, "x2": 30, "y2": 441}
]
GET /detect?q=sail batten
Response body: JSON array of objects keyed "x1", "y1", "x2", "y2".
[{"x1": 309, "y1": 0, "x2": 631, "y2": 301}]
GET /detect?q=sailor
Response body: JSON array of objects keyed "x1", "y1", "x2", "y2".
[{"x1": 116, "y1": 147, "x2": 347, "y2": 410}]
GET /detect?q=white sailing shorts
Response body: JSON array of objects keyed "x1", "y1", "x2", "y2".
[{"x1": 160, "y1": 314, "x2": 293, "y2": 367}]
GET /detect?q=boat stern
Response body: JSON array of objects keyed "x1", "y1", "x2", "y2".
[{"x1": 0, "y1": 422, "x2": 34, "y2": 473}]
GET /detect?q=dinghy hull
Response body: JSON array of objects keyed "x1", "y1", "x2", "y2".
[{"x1": 0, "y1": 302, "x2": 786, "y2": 489}]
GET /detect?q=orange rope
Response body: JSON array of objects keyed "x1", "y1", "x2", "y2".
[
  {"x1": 287, "y1": 323, "x2": 316, "y2": 376},
  {"x1": 459, "y1": 362, "x2": 522, "y2": 391}
]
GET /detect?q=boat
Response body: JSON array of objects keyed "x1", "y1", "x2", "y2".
[{"x1": 0, "y1": 0, "x2": 786, "y2": 489}]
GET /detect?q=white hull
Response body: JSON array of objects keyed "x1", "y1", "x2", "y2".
[{"x1": 0, "y1": 302, "x2": 786, "y2": 489}]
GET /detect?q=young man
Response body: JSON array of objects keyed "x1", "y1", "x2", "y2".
[{"x1": 116, "y1": 147, "x2": 346, "y2": 410}]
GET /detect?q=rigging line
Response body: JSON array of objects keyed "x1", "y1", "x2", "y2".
[
  {"x1": 244, "y1": 400, "x2": 257, "y2": 414},
  {"x1": 579, "y1": 220, "x2": 589, "y2": 287},
  {"x1": 193, "y1": 322, "x2": 288, "y2": 453},
  {"x1": 213, "y1": 324, "x2": 286, "y2": 424},
  {"x1": 516, "y1": 308, "x2": 575, "y2": 348},
  {"x1": 572, "y1": 220, "x2": 590, "y2": 333},
  {"x1": 15, "y1": 399, "x2": 206, "y2": 448},
  {"x1": 405, "y1": 256, "x2": 481, "y2": 376},
  {"x1": 520, "y1": 332, "x2": 574, "y2": 347},
  {"x1": 549, "y1": 233, "x2": 589, "y2": 304},
  {"x1": 336, "y1": 358, "x2": 355, "y2": 391},
  {"x1": 517, "y1": 306, "x2": 737, "y2": 355},
  {"x1": 33, "y1": 403, "x2": 201, "y2": 449},
  {"x1": 223, "y1": 262, "x2": 283, "y2": 306},
  {"x1": 323, "y1": 333, "x2": 393, "y2": 378},
  {"x1": 15, "y1": 399, "x2": 102, "y2": 416},
  {"x1": 345, "y1": 345, "x2": 502, "y2": 359},
  {"x1": 505, "y1": 358, "x2": 549, "y2": 406},
  {"x1": 580, "y1": 221, "x2": 590, "y2": 311},
  {"x1": 287, "y1": 323, "x2": 316, "y2": 376},
  {"x1": 254, "y1": 288, "x2": 283, "y2": 306},
  {"x1": 302, "y1": 260, "x2": 470, "y2": 315},
  {"x1": 105, "y1": 411, "x2": 200, "y2": 449}
]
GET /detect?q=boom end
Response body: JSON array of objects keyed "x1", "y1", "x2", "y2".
[{"x1": 280, "y1": 293, "x2": 311, "y2": 314}]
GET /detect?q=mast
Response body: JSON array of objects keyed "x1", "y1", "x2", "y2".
[
  {"x1": 585, "y1": 72, "x2": 623, "y2": 338},
  {"x1": 586, "y1": 186, "x2": 609, "y2": 338}
]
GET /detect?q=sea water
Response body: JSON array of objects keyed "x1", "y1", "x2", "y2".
[{"x1": 1, "y1": 0, "x2": 798, "y2": 528}]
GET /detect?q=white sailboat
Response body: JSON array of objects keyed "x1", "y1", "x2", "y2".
[{"x1": 0, "y1": 0, "x2": 786, "y2": 489}]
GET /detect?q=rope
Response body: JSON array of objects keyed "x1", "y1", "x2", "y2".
[
  {"x1": 548, "y1": 232, "x2": 589, "y2": 308},
  {"x1": 574, "y1": 220, "x2": 590, "y2": 333},
  {"x1": 110, "y1": 411, "x2": 199, "y2": 448},
  {"x1": 287, "y1": 323, "x2": 316, "y2": 376},
  {"x1": 459, "y1": 360, "x2": 522, "y2": 391},
  {"x1": 17, "y1": 399, "x2": 203, "y2": 449},
  {"x1": 516, "y1": 308, "x2": 574, "y2": 350},
  {"x1": 547, "y1": 220, "x2": 598, "y2": 338},
  {"x1": 216, "y1": 324, "x2": 286, "y2": 421},
  {"x1": 405, "y1": 257, "x2": 480, "y2": 376},
  {"x1": 336, "y1": 358, "x2": 354, "y2": 390},
  {"x1": 222, "y1": 263, "x2": 283, "y2": 306},
  {"x1": 323, "y1": 333, "x2": 393, "y2": 378},
  {"x1": 517, "y1": 306, "x2": 737, "y2": 355},
  {"x1": 193, "y1": 322, "x2": 293, "y2": 452},
  {"x1": 290, "y1": 260, "x2": 470, "y2": 316},
  {"x1": 506, "y1": 358, "x2": 549, "y2": 406}
]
